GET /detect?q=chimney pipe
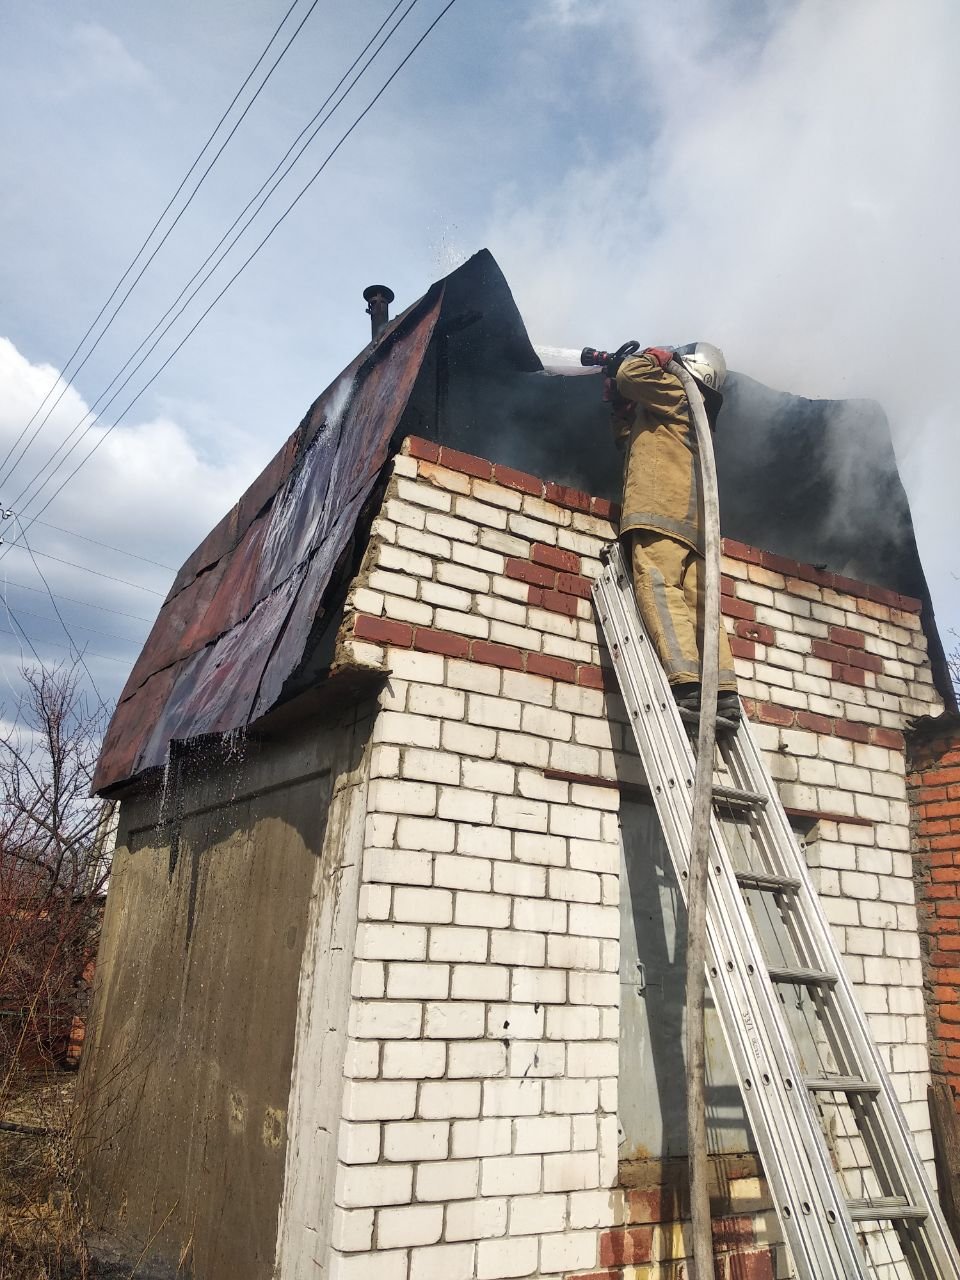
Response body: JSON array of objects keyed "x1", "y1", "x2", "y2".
[{"x1": 363, "y1": 285, "x2": 395, "y2": 341}]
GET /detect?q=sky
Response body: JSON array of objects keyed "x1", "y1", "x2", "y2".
[{"x1": 0, "y1": 0, "x2": 957, "y2": 715}]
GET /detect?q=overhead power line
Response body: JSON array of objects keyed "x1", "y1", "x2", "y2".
[
  {"x1": 0, "y1": 543, "x2": 166, "y2": 596},
  {"x1": 0, "y1": 576, "x2": 153, "y2": 624},
  {"x1": 3, "y1": 0, "x2": 460, "y2": 553},
  {"x1": 0, "y1": 0, "x2": 318, "y2": 492},
  {"x1": 4, "y1": 0, "x2": 419, "y2": 525},
  {"x1": 0, "y1": 625, "x2": 129, "y2": 667},
  {"x1": 26, "y1": 518, "x2": 176, "y2": 571}
]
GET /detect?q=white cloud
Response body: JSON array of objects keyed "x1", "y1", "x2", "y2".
[
  {"x1": 490, "y1": 0, "x2": 960, "y2": 639},
  {"x1": 0, "y1": 337, "x2": 258, "y2": 702},
  {"x1": 66, "y1": 22, "x2": 153, "y2": 94}
]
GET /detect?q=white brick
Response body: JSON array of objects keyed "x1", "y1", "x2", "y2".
[
  {"x1": 549, "y1": 867, "x2": 602, "y2": 903},
  {"x1": 493, "y1": 861, "x2": 546, "y2": 897},
  {"x1": 356, "y1": 923, "x2": 427, "y2": 961},
  {"x1": 442, "y1": 720, "x2": 497, "y2": 758},
  {"x1": 437, "y1": 559, "x2": 488, "y2": 591},
  {"x1": 369, "y1": 778, "x2": 437, "y2": 816},
  {"x1": 408, "y1": 684, "x2": 467, "y2": 720},
  {"x1": 352, "y1": 960, "x2": 386, "y2": 999},
  {"x1": 502, "y1": 669, "x2": 554, "y2": 706},
  {"x1": 444, "y1": 1197, "x2": 507, "y2": 1241},
  {"x1": 382, "y1": 1040, "x2": 447, "y2": 1079},
  {"x1": 338, "y1": 1120, "x2": 381, "y2": 1164},
  {"x1": 331, "y1": 1207, "x2": 374, "y2": 1253},
  {"x1": 487, "y1": 1002, "x2": 544, "y2": 1039},
  {"x1": 349, "y1": 1001, "x2": 422, "y2": 1039},
  {"x1": 546, "y1": 934, "x2": 601, "y2": 969},
  {"x1": 490, "y1": 930, "x2": 546, "y2": 967},
  {"x1": 509, "y1": 1192, "x2": 567, "y2": 1234},
  {"x1": 546, "y1": 1005, "x2": 600, "y2": 1040},
  {"x1": 455, "y1": 891, "x2": 511, "y2": 928},
  {"x1": 451, "y1": 963, "x2": 510, "y2": 1000},
  {"x1": 513, "y1": 897, "x2": 567, "y2": 933},
  {"x1": 409, "y1": 1242, "x2": 477, "y2": 1280},
  {"x1": 480, "y1": 1154, "x2": 542, "y2": 1196},
  {"x1": 377, "y1": 1201, "x2": 443, "y2": 1248},
  {"x1": 569, "y1": 903, "x2": 619, "y2": 937},
  {"x1": 387, "y1": 962, "x2": 449, "y2": 1000},
  {"x1": 542, "y1": 1150, "x2": 600, "y2": 1191},
  {"x1": 508, "y1": 1040, "x2": 566, "y2": 1078},
  {"x1": 544, "y1": 1079, "x2": 600, "y2": 1114},
  {"x1": 393, "y1": 887, "x2": 453, "y2": 924},
  {"x1": 452, "y1": 1117, "x2": 513, "y2": 1158},
  {"x1": 429, "y1": 925, "x2": 488, "y2": 962},
  {"x1": 476, "y1": 1235, "x2": 538, "y2": 1279},
  {"x1": 369, "y1": 568, "x2": 419, "y2": 600},
  {"x1": 343, "y1": 1040, "x2": 380, "y2": 1079},
  {"x1": 469, "y1": 693, "x2": 522, "y2": 730},
  {"x1": 478, "y1": 1078, "x2": 542, "y2": 1118},
  {"x1": 569, "y1": 838, "x2": 620, "y2": 874},
  {"x1": 383, "y1": 1119, "x2": 449, "y2": 1162},
  {"x1": 566, "y1": 1042, "x2": 619, "y2": 1077},
  {"x1": 416, "y1": 1158, "x2": 480, "y2": 1201},
  {"x1": 374, "y1": 710, "x2": 441, "y2": 749},
  {"x1": 335, "y1": 1161, "x2": 413, "y2": 1207},
  {"x1": 511, "y1": 967, "x2": 567, "y2": 1004},
  {"x1": 433, "y1": 853, "x2": 492, "y2": 892},
  {"x1": 514, "y1": 831, "x2": 567, "y2": 866},
  {"x1": 513, "y1": 1115, "x2": 572, "y2": 1154},
  {"x1": 364, "y1": 848, "x2": 432, "y2": 886},
  {"x1": 540, "y1": 1230, "x2": 599, "y2": 1272},
  {"x1": 458, "y1": 823, "x2": 512, "y2": 859},
  {"x1": 329, "y1": 1248, "x2": 407, "y2": 1280},
  {"x1": 423, "y1": 1001, "x2": 485, "y2": 1039},
  {"x1": 378, "y1": 543, "x2": 432, "y2": 577},
  {"x1": 462, "y1": 758, "x2": 516, "y2": 794},
  {"x1": 496, "y1": 731, "x2": 550, "y2": 768},
  {"x1": 396, "y1": 816, "x2": 456, "y2": 852},
  {"x1": 448, "y1": 1041, "x2": 508, "y2": 1078},
  {"x1": 419, "y1": 1080, "x2": 481, "y2": 1119}
]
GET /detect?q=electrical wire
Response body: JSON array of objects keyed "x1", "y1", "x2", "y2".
[
  {"x1": 0, "y1": 0, "x2": 318, "y2": 491},
  {"x1": 1, "y1": 604, "x2": 141, "y2": 648},
  {"x1": 0, "y1": 577, "x2": 153, "y2": 624},
  {"x1": 23, "y1": 518, "x2": 176, "y2": 571},
  {"x1": 0, "y1": 625, "x2": 129, "y2": 667},
  {"x1": 3, "y1": 0, "x2": 460, "y2": 550},
  {"x1": 4, "y1": 0, "x2": 419, "y2": 522},
  {"x1": 16, "y1": 519, "x2": 108, "y2": 706},
  {"x1": 0, "y1": 543, "x2": 166, "y2": 595}
]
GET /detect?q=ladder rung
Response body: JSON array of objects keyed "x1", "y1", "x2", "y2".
[
  {"x1": 804, "y1": 1075, "x2": 881, "y2": 1095},
  {"x1": 768, "y1": 966, "x2": 838, "y2": 987},
  {"x1": 847, "y1": 1196, "x2": 928, "y2": 1222},
  {"x1": 736, "y1": 870, "x2": 800, "y2": 893},
  {"x1": 713, "y1": 784, "x2": 768, "y2": 810}
]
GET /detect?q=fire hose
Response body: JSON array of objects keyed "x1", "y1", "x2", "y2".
[{"x1": 668, "y1": 357, "x2": 721, "y2": 1280}]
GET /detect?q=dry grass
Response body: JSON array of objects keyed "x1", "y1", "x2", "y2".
[{"x1": 0, "y1": 1073, "x2": 91, "y2": 1280}]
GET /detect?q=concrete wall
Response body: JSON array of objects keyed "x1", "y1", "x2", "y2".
[
  {"x1": 318, "y1": 436, "x2": 943, "y2": 1280},
  {"x1": 78, "y1": 703, "x2": 372, "y2": 1280}
]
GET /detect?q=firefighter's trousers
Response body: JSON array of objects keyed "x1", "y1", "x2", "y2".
[{"x1": 630, "y1": 531, "x2": 738, "y2": 693}]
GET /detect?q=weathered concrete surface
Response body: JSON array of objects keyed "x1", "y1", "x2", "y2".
[{"x1": 77, "y1": 702, "x2": 372, "y2": 1280}]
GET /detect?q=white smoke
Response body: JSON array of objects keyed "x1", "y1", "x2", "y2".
[{"x1": 491, "y1": 0, "x2": 960, "y2": 637}]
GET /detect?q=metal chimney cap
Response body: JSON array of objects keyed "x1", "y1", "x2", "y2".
[{"x1": 363, "y1": 284, "x2": 395, "y2": 305}]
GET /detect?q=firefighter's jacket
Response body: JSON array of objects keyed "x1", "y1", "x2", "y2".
[{"x1": 612, "y1": 353, "x2": 703, "y2": 555}]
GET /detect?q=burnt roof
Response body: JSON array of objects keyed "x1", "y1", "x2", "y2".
[{"x1": 94, "y1": 250, "x2": 953, "y2": 794}]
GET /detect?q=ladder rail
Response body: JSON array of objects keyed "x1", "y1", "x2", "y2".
[
  {"x1": 595, "y1": 540, "x2": 960, "y2": 1280},
  {"x1": 596, "y1": 546, "x2": 862, "y2": 1278}
]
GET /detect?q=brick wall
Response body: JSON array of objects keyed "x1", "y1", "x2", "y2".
[
  {"x1": 909, "y1": 717, "x2": 960, "y2": 1097},
  {"x1": 322, "y1": 436, "x2": 943, "y2": 1280}
]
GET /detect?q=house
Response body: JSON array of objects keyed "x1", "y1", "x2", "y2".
[{"x1": 77, "y1": 250, "x2": 958, "y2": 1279}]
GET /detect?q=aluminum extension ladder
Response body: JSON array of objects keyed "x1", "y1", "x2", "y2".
[{"x1": 594, "y1": 540, "x2": 960, "y2": 1280}]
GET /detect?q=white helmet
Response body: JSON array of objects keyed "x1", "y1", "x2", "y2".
[{"x1": 674, "y1": 341, "x2": 726, "y2": 392}]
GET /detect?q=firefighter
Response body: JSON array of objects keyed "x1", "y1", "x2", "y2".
[{"x1": 605, "y1": 341, "x2": 740, "y2": 721}]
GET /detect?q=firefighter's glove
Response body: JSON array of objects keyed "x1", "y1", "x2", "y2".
[{"x1": 642, "y1": 346, "x2": 674, "y2": 369}]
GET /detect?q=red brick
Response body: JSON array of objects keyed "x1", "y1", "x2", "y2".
[
  {"x1": 404, "y1": 435, "x2": 440, "y2": 463},
  {"x1": 757, "y1": 701, "x2": 795, "y2": 727},
  {"x1": 600, "y1": 1226, "x2": 654, "y2": 1267},
  {"x1": 736, "y1": 619, "x2": 775, "y2": 645},
  {"x1": 713, "y1": 1216, "x2": 756, "y2": 1248},
  {"x1": 471, "y1": 641, "x2": 523, "y2": 671},
  {"x1": 577, "y1": 664, "x2": 606, "y2": 689},
  {"x1": 812, "y1": 639, "x2": 848, "y2": 664},
  {"x1": 871, "y1": 727, "x2": 905, "y2": 750},
  {"x1": 437, "y1": 445, "x2": 493, "y2": 480},
  {"x1": 492, "y1": 463, "x2": 542, "y2": 496},
  {"x1": 566, "y1": 1273, "x2": 619, "y2": 1280},
  {"x1": 353, "y1": 614, "x2": 413, "y2": 647},
  {"x1": 865, "y1": 582, "x2": 902, "y2": 609},
  {"x1": 625, "y1": 1187, "x2": 681, "y2": 1225},
  {"x1": 539, "y1": 590, "x2": 579, "y2": 618},
  {"x1": 846, "y1": 649, "x2": 882, "y2": 673},
  {"x1": 414, "y1": 627, "x2": 470, "y2": 658},
  {"x1": 835, "y1": 718, "x2": 871, "y2": 743},
  {"x1": 834, "y1": 573, "x2": 870, "y2": 600},
  {"x1": 721, "y1": 597, "x2": 756, "y2": 622},
  {"x1": 761, "y1": 550, "x2": 801, "y2": 577},
  {"x1": 591, "y1": 496, "x2": 617, "y2": 521},
  {"x1": 557, "y1": 572, "x2": 594, "y2": 600},
  {"x1": 729, "y1": 1251, "x2": 776, "y2": 1280},
  {"x1": 790, "y1": 564, "x2": 835, "y2": 588},
  {"x1": 730, "y1": 636, "x2": 756, "y2": 661},
  {"x1": 721, "y1": 538, "x2": 762, "y2": 565},
  {"x1": 531, "y1": 542, "x2": 580, "y2": 573},
  {"x1": 925, "y1": 769, "x2": 960, "y2": 788},
  {"x1": 721, "y1": 573, "x2": 737, "y2": 597},
  {"x1": 797, "y1": 711, "x2": 835, "y2": 734},
  {"x1": 833, "y1": 663, "x2": 867, "y2": 686},
  {"x1": 526, "y1": 652, "x2": 577, "y2": 683},
  {"x1": 545, "y1": 481, "x2": 591, "y2": 513},
  {"x1": 898, "y1": 592, "x2": 923, "y2": 614},
  {"x1": 505, "y1": 557, "x2": 556, "y2": 589},
  {"x1": 829, "y1": 625, "x2": 866, "y2": 649}
]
